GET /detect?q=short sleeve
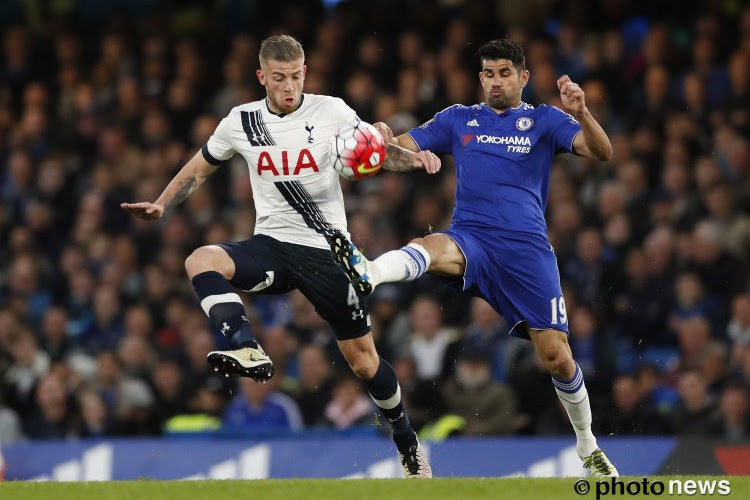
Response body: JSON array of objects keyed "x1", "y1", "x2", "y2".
[
  {"x1": 330, "y1": 97, "x2": 359, "y2": 130},
  {"x1": 406, "y1": 106, "x2": 456, "y2": 154},
  {"x1": 547, "y1": 105, "x2": 582, "y2": 155},
  {"x1": 202, "y1": 114, "x2": 236, "y2": 165}
]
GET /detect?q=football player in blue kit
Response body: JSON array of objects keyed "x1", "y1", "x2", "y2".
[{"x1": 330, "y1": 38, "x2": 618, "y2": 476}]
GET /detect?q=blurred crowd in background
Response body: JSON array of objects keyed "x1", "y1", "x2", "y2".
[{"x1": 2, "y1": 0, "x2": 750, "y2": 443}]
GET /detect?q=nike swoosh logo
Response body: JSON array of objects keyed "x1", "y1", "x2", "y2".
[{"x1": 356, "y1": 162, "x2": 381, "y2": 174}]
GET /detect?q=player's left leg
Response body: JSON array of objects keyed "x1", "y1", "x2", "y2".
[
  {"x1": 338, "y1": 335, "x2": 432, "y2": 478},
  {"x1": 528, "y1": 328, "x2": 618, "y2": 477}
]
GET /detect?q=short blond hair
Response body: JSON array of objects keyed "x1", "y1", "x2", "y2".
[{"x1": 259, "y1": 35, "x2": 304, "y2": 64}]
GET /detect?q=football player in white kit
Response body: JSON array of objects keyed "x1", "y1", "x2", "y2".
[{"x1": 122, "y1": 35, "x2": 438, "y2": 477}]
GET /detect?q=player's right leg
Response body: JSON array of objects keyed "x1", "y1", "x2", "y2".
[
  {"x1": 293, "y1": 244, "x2": 431, "y2": 477},
  {"x1": 185, "y1": 243, "x2": 273, "y2": 382},
  {"x1": 529, "y1": 328, "x2": 618, "y2": 477},
  {"x1": 328, "y1": 231, "x2": 464, "y2": 296}
]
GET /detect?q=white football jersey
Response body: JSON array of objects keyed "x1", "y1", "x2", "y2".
[{"x1": 203, "y1": 94, "x2": 357, "y2": 249}]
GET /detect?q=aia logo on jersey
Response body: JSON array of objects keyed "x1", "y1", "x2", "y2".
[{"x1": 257, "y1": 149, "x2": 319, "y2": 176}]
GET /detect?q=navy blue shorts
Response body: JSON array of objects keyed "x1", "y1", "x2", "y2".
[
  {"x1": 219, "y1": 235, "x2": 370, "y2": 341},
  {"x1": 442, "y1": 228, "x2": 569, "y2": 339}
]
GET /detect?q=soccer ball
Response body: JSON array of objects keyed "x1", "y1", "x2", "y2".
[{"x1": 331, "y1": 121, "x2": 386, "y2": 180}]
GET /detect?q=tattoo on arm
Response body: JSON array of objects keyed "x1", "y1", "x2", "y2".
[
  {"x1": 382, "y1": 143, "x2": 417, "y2": 172},
  {"x1": 165, "y1": 177, "x2": 197, "y2": 212}
]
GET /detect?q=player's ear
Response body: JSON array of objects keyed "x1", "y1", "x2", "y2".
[
  {"x1": 303, "y1": 64, "x2": 308, "y2": 76},
  {"x1": 256, "y1": 68, "x2": 266, "y2": 86},
  {"x1": 519, "y1": 69, "x2": 530, "y2": 88}
]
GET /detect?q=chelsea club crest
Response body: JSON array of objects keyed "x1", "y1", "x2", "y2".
[{"x1": 515, "y1": 117, "x2": 534, "y2": 131}]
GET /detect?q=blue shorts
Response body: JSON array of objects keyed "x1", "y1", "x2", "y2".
[{"x1": 442, "y1": 228, "x2": 569, "y2": 338}]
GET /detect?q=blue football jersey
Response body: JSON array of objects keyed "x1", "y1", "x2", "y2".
[{"x1": 408, "y1": 102, "x2": 581, "y2": 237}]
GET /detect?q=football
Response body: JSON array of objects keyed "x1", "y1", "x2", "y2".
[{"x1": 331, "y1": 121, "x2": 386, "y2": 180}]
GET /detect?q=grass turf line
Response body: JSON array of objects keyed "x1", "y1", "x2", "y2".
[{"x1": 1, "y1": 477, "x2": 748, "y2": 500}]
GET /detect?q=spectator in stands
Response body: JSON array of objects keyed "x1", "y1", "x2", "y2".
[
  {"x1": 406, "y1": 295, "x2": 459, "y2": 382},
  {"x1": 708, "y1": 380, "x2": 750, "y2": 442},
  {"x1": 668, "y1": 272, "x2": 723, "y2": 336},
  {"x1": 636, "y1": 363, "x2": 679, "y2": 418},
  {"x1": 80, "y1": 286, "x2": 125, "y2": 354},
  {"x1": 456, "y1": 298, "x2": 515, "y2": 382},
  {"x1": 441, "y1": 348, "x2": 518, "y2": 436},
  {"x1": 569, "y1": 305, "x2": 617, "y2": 399},
  {"x1": 0, "y1": 404, "x2": 24, "y2": 443},
  {"x1": 699, "y1": 340, "x2": 730, "y2": 398},
  {"x1": 149, "y1": 357, "x2": 189, "y2": 425},
  {"x1": 39, "y1": 306, "x2": 73, "y2": 362},
  {"x1": 91, "y1": 351, "x2": 157, "y2": 435},
  {"x1": 23, "y1": 373, "x2": 79, "y2": 439},
  {"x1": 288, "y1": 344, "x2": 335, "y2": 427},
  {"x1": 77, "y1": 388, "x2": 114, "y2": 437},
  {"x1": 612, "y1": 247, "x2": 671, "y2": 345},
  {"x1": 728, "y1": 294, "x2": 750, "y2": 366},
  {"x1": 222, "y1": 377, "x2": 303, "y2": 432},
  {"x1": 672, "y1": 369, "x2": 716, "y2": 435},
  {"x1": 2, "y1": 328, "x2": 49, "y2": 419},
  {"x1": 323, "y1": 375, "x2": 374, "y2": 430},
  {"x1": 673, "y1": 316, "x2": 713, "y2": 375},
  {"x1": 597, "y1": 374, "x2": 670, "y2": 435},
  {"x1": 686, "y1": 220, "x2": 745, "y2": 303}
]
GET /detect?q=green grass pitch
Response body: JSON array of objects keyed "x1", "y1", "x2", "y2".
[{"x1": 1, "y1": 477, "x2": 749, "y2": 500}]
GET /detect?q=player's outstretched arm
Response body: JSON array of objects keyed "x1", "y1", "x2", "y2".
[
  {"x1": 373, "y1": 122, "x2": 441, "y2": 174},
  {"x1": 557, "y1": 75, "x2": 612, "y2": 161},
  {"x1": 121, "y1": 150, "x2": 219, "y2": 219}
]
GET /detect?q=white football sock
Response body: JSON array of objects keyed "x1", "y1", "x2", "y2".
[
  {"x1": 370, "y1": 243, "x2": 431, "y2": 287},
  {"x1": 552, "y1": 363, "x2": 598, "y2": 458}
]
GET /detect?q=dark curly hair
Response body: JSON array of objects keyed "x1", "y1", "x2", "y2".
[{"x1": 477, "y1": 39, "x2": 526, "y2": 73}]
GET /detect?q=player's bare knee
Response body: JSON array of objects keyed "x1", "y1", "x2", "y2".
[
  {"x1": 348, "y1": 351, "x2": 379, "y2": 380},
  {"x1": 543, "y1": 352, "x2": 575, "y2": 378},
  {"x1": 185, "y1": 246, "x2": 233, "y2": 279}
]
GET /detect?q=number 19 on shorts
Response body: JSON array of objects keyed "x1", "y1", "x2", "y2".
[{"x1": 550, "y1": 296, "x2": 568, "y2": 325}]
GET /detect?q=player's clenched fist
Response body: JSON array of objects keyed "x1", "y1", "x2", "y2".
[{"x1": 557, "y1": 75, "x2": 586, "y2": 114}]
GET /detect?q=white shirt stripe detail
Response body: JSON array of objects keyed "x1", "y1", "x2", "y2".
[
  {"x1": 369, "y1": 384, "x2": 402, "y2": 410},
  {"x1": 200, "y1": 293, "x2": 244, "y2": 316}
]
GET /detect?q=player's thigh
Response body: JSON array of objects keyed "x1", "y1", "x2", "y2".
[
  {"x1": 412, "y1": 233, "x2": 466, "y2": 276},
  {"x1": 292, "y1": 246, "x2": 371, "y2": 340},
  {"x1": 216, "y1": 235, "x2": 295, "y2": 293},
  {"x1": 489, "y1": 233, "x2": 570, "y2": 334}
]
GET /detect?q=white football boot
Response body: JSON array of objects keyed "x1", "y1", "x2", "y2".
[{"x1": 207, "y1": 346, "x2": 274, "y2": 382}]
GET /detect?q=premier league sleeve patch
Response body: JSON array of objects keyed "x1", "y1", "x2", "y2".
[{"x1": 515, "y1": 117, "x2": 534, "y2": 131}]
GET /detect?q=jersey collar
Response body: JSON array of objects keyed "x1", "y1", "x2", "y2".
[{"x1": 265, "y1": 93, "x2": 306, "y2": 118}]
